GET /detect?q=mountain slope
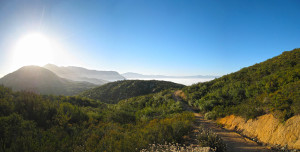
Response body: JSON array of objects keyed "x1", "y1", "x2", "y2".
[
  {"x1": 44, "y1": 64, "x2": 124, "y2": 84},
  {"x1": 0, "y1": 66, "x2": 96, "y2": 95},
  {"x1": 183, "y1": 48, "x2": 300, "y2": 120},
  {"x1": 0, "y1": 84, "x2": 193, "y2": 151},
  {"x1": 80, "y1": 80, "x2": 185, "y2": 104}
]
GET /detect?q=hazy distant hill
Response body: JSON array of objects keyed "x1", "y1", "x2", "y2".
[
  {"x1": 80, "y1": 80, "x2": 185, "y2": 104},
  {"x1": 0, "y1": 66, "x2": 96, "y2": 95},
  {"x1": 183, "y1": 48, "x2": 300, "y2": 120},
  {"x1": 44, "y1": 64, "x2": 124, "y2": 84},
  {"x1": 122, "y1": 72, "x2": 218, "y2": 79}
]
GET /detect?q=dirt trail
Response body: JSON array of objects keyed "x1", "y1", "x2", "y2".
[
  {"x1": 193, "y1": 113, "x2": 272, "y2": 152},
  {"x1": 173, "y1": 91, "x2": 273, "y2": 152}
]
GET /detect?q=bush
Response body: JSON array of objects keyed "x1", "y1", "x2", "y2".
[
  {"x1": 232, "y1": 103, "x2": 265, "y2": 120},
  {"x1": 197, "y1": 126, "x2": 226, "y2": 152},
  {"x1": 141, "y1": 142, "x2": 213, "y2": 152},
  {"x1": 197, "y1": 100, "x2": 219, "y2": 112},
  {"x1": 204, "y1": 111, "x2": 217, "y2": 120}
]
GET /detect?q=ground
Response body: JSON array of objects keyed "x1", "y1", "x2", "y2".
[{"x1": 173, "y1": 90, "x2": 273, "y2": 152}]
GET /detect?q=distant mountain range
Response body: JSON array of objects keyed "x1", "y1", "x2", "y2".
[
  {"x1": 0, "y1": 64, "x2": 127, "y2": 95},
  {"x1": 0, "y1": 64, "x2": 218, "y2": 95},
  {"x1": 44, "y1": 64, "x2": 125, "y2": 84},
  {"x1": 0, "y1": 66, "x2": 96, "y2": 95},
  {"x1": 122, "y1": 72, "x2": 219, "y2": 79}
]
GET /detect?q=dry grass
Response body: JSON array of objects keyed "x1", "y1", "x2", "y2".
[{"x1": 218, "y1": 114, "x2": 300, "y2": 149}]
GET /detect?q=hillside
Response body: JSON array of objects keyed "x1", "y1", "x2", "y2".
[
  {"x1": 44, "y1": 64, "x2": 124, "y2": 84},
  {"x1": 80, "y1": 80, "x2": 185, "y2": 104},
  {"x1": 183, "y1": 48, "x2": 300, "y2": 121},
  {"x1": 0, "y1": 66, "x2": 96, "y2": 95},
  {"x1": 0, "y1": 85, "x2": 194, "y2": 151}
]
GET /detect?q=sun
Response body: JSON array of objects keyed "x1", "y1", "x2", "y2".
[{"x1": 12, "y1": 33, "x2": 54, "y2": 69}]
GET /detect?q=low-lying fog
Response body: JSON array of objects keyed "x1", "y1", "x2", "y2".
[{"x1": 126, "y1": 78, "x2": 215, "y2": 86}]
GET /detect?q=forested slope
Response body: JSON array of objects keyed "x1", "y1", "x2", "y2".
[
  {"x1": 80, "y1": 80, "x2": 184, "y2": 104},
  {"x1": 183, "y1": 49, "x2": 300, "y2": 120},
  {"x1": 0, "y1": 86, "x2": 193, "y2": 151}
]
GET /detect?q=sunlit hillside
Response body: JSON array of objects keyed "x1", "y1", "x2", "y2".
[{"x1": 183, "y1": 49, "x2": 300, "y2": 121}]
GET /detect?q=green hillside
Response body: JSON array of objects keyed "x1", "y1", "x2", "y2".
[
  {"x1": 0, "y1": 85, "x2": 193, "y2": 151},
  {"x1": 80, "y1": 80, "x2": 185, "y2": 104},
  {"x1": 0, "y1": 49, "x2": 299, "y2": 151},
  {"x1": 183, "y1": 49, "x2": 300, "y2": 121},
  {"x1": 0, "y1": 66, "x2": 96, "y2": 96}
]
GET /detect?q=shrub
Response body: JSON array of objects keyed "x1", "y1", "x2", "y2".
[
  {"x1": 204, "y1": 111, "x2": 217, "y2": 120},
  {"x1": 140, "y1": 142, "x2": 213, "y2": 152},
  {"x1": 197, "y1": 126, "x2": 226, "y2": 152}
]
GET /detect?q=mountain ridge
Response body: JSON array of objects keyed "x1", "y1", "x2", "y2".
[
  {"x1": 0, "y1": 65, "x2": 96, "y2": 95},
  {"x1": 44, "y1": 64, "x2": 124, "y2": 84}
]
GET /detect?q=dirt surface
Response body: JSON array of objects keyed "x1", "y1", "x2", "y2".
[
  {"x1": 193, "y1": 113, "x2": 272, "y2": 152},
  {"x1": 173, "y1": 91, "x2": 273, "y2": 152},
  {"x1": 219, "y1": 114, "x2": 300, "y2": 150}
]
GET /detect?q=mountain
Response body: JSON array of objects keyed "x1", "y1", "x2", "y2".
[
  {"x1": 0, "y1": 66, "x2": 96, "y2": 95},
  {"x1": 80, "y1": 80, "x2": 185, "y2": 104},
  {"x1": 122, "y1": 72, "x2": 218, "y2": 79},
  {"x1": 183, "y1": 48, "x2": 300, "y2": 121},
  {"x1": 44, "y1": 64, "x2": 124, "y2": 84}
]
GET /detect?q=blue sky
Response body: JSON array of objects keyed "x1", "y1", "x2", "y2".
[{"x1": 0, "y1": 0, "x2": 300, "y2": 76}]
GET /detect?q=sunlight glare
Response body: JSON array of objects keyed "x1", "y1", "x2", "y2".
[{"x1": 12, "y1": 33, "x2": 54, "y2": 69}]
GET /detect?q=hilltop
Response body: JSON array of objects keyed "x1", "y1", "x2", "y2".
[
  {"x1": 44, "y1": 64, "x2": 125, "y2": 84},
  {"x1": 80, "y1": 80, "x2": 185, "y2": 104},
  {"x1": 0, "y1": 66, "x2": 96, "y2": 95}
]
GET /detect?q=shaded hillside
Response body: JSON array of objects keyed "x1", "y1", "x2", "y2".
[
  {"x1": 0, "y1": 85, "x2": 194, "y2": 151},
  {"x1": 183, "y1": 49, "x2": 300, "y2": 120},
  {"x1": 80, "y1": 80, "x2": 185, "y2": 104},
  {"x1": 44, "y1": 64, "x2": 124, "y2": 84},
  {"x1": 0, "y1": 66, "x2": 96, "y2": 96}
]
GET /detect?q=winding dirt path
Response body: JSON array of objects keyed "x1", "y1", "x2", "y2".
[{"x1": 173, "y1": 91, "x2": 273, "y2": 152}]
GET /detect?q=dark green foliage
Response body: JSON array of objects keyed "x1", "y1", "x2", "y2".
[
  {"x1": 0, "y1": 113, "x2": 40, "y2": 152},
  {"x1": 184, "y1": 49, "x2": 300, "y2": 120},
  {"x1": 80, "y1": 80, "x2": 185, "y2": 104},
  {"x1": 0, "y1": 86, "x2": 194, "y2": 151}
]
